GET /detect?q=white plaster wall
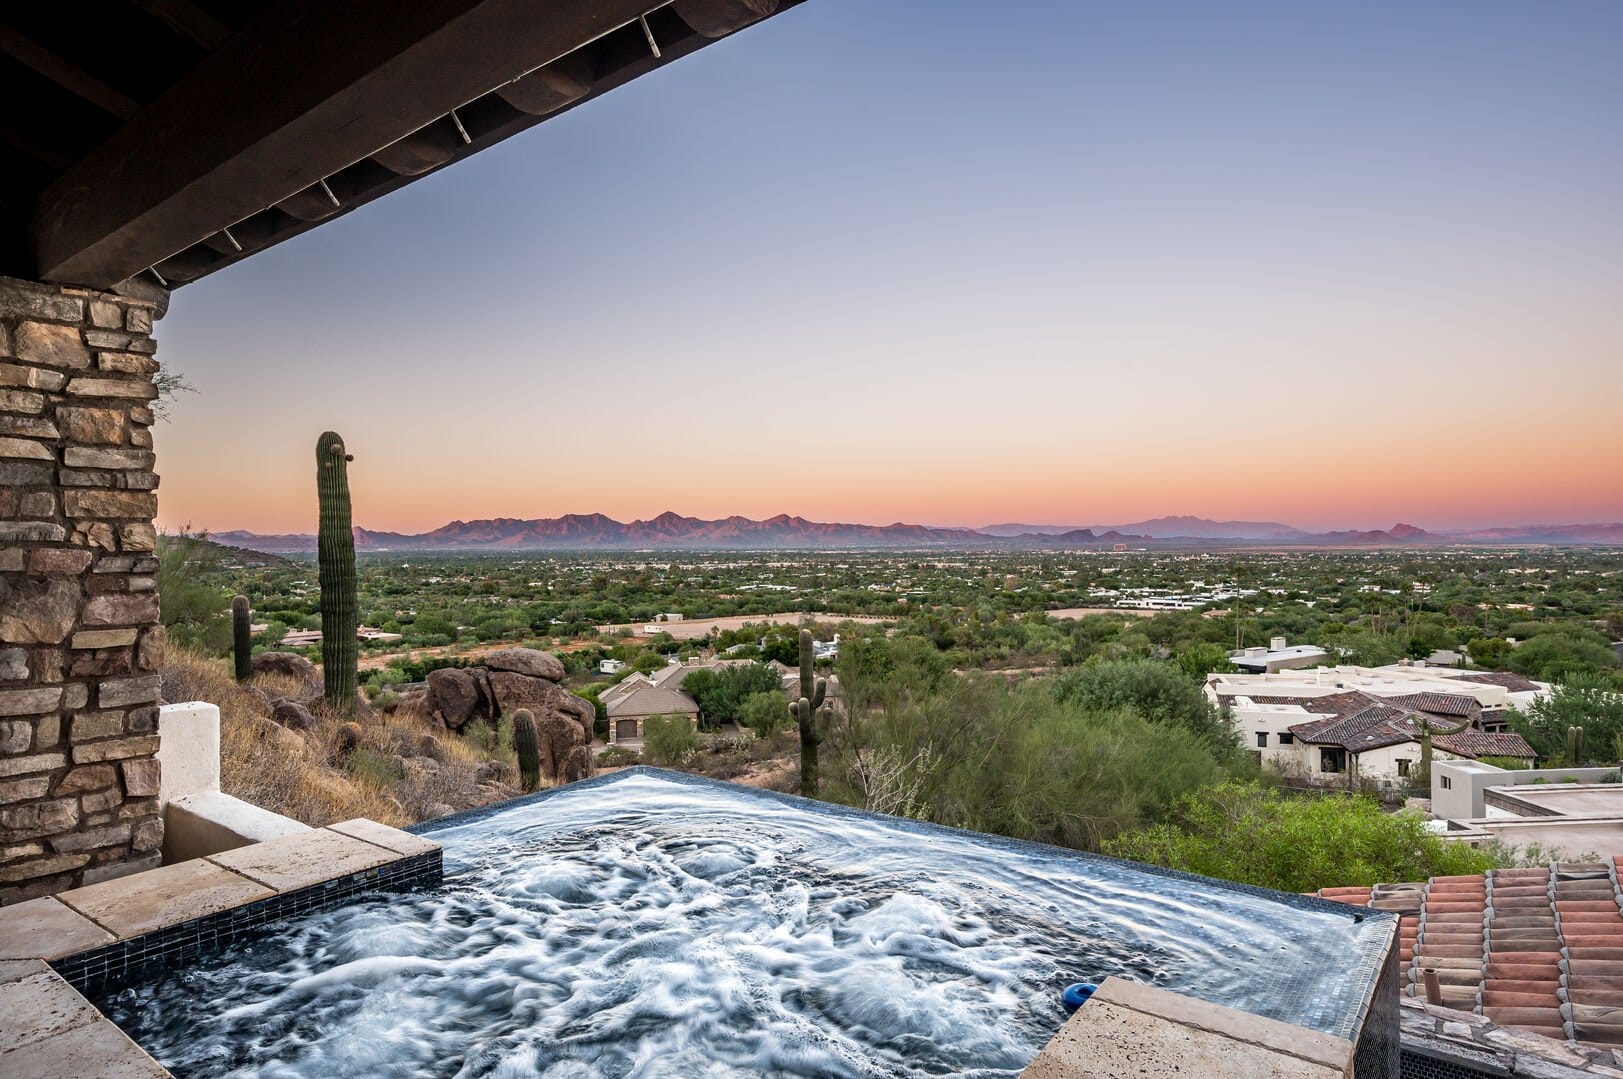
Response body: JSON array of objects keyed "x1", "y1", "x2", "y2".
[
  {"x1": 157, "y1": 701, "x2": 221, "y2": 804},
  {"x1": 164, "y1": 791, "x2": 310, "y2": 863},
  {"x1": 157, "y1": 700, "x2": 310, "y2": 863}
]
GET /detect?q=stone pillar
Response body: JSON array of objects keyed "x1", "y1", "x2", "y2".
[{"x1": 1, "y1": 275, "x2": 165, "y2": 903}]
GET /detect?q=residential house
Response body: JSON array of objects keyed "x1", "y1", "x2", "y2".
[
  {"x1": 601, "y1": 672, "x2": 700, "y2": 744},
  {"x1": 1229, "y1": 637, "x2": 1329, "y2": 674},
  {"x1": 1208, "y1": 666, "x2": 1543, "y2": 788}
]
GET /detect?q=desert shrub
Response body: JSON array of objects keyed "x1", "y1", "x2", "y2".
[
  {"x1": 738, "y1": 691, "x2": 789, "y2": 737},
  {"x1": 596, "y1": 745, "x2": 642, "y2": 767},
  {"x1": 643, "y1": 715, "x2": 699, "y2": 766},
  {"x1": 1106, "y1": 782, "x2": 1498, "y2": 892},
  {"x1": 348, "y1": 747, "x2": 403, "y2": 786},
  {"x1": 156, "y1": 532, "x2": 232, "y2": 654},
  {"x1": 1051, "y1": 658, "x2": 1240, "y2": 756},
  {"x1": 461, "y1": 715, "x2": 517, "y2": 765},
  {"x1": 828, "y1": 676, "x2": 1227, "y2": 851}
]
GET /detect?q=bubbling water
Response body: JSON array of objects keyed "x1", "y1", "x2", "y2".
[{"x1": 100, "y1": 773, "x2": 1377, "y2": 1077}]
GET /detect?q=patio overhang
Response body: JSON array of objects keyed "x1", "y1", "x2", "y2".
[{"x1": 3, "y1": 0, "x2": 805, "y2": 293}]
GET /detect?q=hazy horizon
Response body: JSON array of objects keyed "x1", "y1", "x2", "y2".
[
  {"x1": 205, "y1": 507, "x2": 1621, "y2": 538},
  {"x1": 153, "y1": 0, "x2": 1623, "y2": 535}
]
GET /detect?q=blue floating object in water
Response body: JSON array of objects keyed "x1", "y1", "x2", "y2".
[{"x1": 1060, "y1": 982, "x2": 1098, "y2": 1013}]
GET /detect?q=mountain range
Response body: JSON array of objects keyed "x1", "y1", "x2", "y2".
[{"x1": 210, "y1": 514, "x2": 1623, "y2": 553}]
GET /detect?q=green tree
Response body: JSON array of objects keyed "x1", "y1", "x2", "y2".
[
  {"x1": 1052, "y1": 658, "x2": 1237, "y2": 753},
  {"x1": 1512, "y1": 675, "x2": 1623, "y2": 763},
  {"x1": 739, "y1": 690, "x2": 789, "y2": 737},
  {"x1": 1507, "y1": 628, "x2": 1620, "y2": 683},
  {"x1": 1106, "y1": 782, "x2": 1497, "y2": 892},
  {"x1": 1174, "y1": 642, "x2": 1233, "y2": 679},
  {"x1": 1469, "y1": 637, "x2": 1513, "y2": 669},
  {"x1": 683, "y1": 663, "x2": 783, "y2": 727},
  {"x1": 829, "y1": 677, "x2": 1228, "y2": 851}
]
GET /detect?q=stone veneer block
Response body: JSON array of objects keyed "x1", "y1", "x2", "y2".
[
  {"x1": 0, "y1": 968, "x2": 103, "y2": 1053},
  {"x1": 57, "y1": 858, "x2": 273, "y2": 939},
  {"x1": 326, "y1": 817, "x2": 443, "y2": 858},
  {"x1": 206, "y1": 828, "x2": 397, "y2": 892},
  {"x1": 0, "y1": 896, "x2": 115, "y2": 959},
  {"x1": 0, "y1": 1012, "x2": 168, "y2": 1078},
  {"x1": 1, "y1": 274, "x2": 163, "y2": 900},
  {"x1": 1021, "y1": 977, "x2": 1354, "y2": 1078}
]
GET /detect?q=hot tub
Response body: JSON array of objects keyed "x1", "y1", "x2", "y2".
[{"x1": 92, "y1": 768, "x2": 1398, "y2": 1076}]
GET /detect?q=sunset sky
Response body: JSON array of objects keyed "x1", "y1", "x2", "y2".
[{"x1": 154, "y1": 0, "x2": 1623, "y2": 535}]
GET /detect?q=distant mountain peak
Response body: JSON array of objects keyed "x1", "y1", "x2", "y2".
[{"x1": 208, "y1": 514, "x2": 1623, "y2": 555}]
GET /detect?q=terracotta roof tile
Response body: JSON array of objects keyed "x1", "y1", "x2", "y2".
[
  {"x1": 1312, "y1": 862, "x2": 1623, "y2": 1047},
  {"x1": 1463, "y1": 671, "x2": 1544, "y2": 692},
  {"x1": 1387, "y1": 692, "x2": 1482, "y2": 717}
]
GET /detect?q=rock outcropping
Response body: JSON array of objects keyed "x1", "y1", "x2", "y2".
[{"x1": 395, "y1": 649, "x2": 595, "y2": 782}]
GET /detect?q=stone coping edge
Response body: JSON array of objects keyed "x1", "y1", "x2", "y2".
[
  {"x1": 1092, "y1": 976, "x2": 1356, "y2": 1072},
  {"x1": 53, "y1": 847, "x2": 441, "y2": 995},
  {"x1": 0, "y1": 819, "x2": 441, "y2": 1079}
]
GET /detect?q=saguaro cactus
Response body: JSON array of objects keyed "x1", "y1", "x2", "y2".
[
  {"x1": 1568, "y1": 725, "x2": 1586, "y2": 766},
  {"x1": 512, "y1": 709, "x2": 541, "y2": 792},
  {"x1": 316, "y1": 431, "x2": 358, "y2": 715},
  {"x1": 787, "y1": 629, "x2": 828, "y2": 796},
  {"x1": 231, "y1": 595, "x2": 252, "y2": 682}
]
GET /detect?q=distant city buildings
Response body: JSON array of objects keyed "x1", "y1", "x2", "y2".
[{"x1": 279, "y1": 626, "x2": 403, "y2": 647}]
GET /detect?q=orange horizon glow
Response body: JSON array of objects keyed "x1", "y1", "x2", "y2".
[{"x1": 156, "y1": 410, "x2": 1623, "y2": 535}]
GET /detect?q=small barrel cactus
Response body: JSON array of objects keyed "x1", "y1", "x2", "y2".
[
  {"x1": 316, "y1": 432, "x2": 358, "y2": 715},
  {"x1": 512, "y1": 709, "x2": 541, "y2": 792},
  {"x1": 231, "y1": 595, "x2": 252, "y2": 683}
]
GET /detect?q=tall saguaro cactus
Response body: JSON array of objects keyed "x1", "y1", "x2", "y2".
[
  {"x1": 788, "y1": 629, "x2": 828, "y2": 796},
  {"x1": 316, "y1": 431, "x2": 358, "y2": 715},
  {"x1": 231, "y1": 595, "x2": 252, "y2": 683}
]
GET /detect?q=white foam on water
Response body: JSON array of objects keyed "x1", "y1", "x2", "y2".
[{"x1": 102, "y1": 774, "x2": 1381, "y2": 1077}]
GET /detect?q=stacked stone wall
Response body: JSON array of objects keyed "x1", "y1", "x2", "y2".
[{"x1": 0, "y1": 275, "x2": 164, "y2": 903}]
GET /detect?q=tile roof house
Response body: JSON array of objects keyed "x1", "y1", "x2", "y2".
[
  {"x1": 1310, "y1": 861, "x2": 1623, "y2": 1062},
  {"x1": 601, "y1": 675, "x2": 700, "y2": 745},
  {"x1": 1217, "y1": 685, "x2": 1536, "y2": 789}
]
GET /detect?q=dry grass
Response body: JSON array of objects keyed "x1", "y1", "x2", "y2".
[{"x1": 163, "y1": 649, "x2": 516, "y2": 828}]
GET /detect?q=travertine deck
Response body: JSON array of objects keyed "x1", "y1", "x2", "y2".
[
  {"x1": 0, "y1": 819, "x2": 439, "y2": 1078},
  {"x1": 1021, "y1": 977, "x2": 1356, "y2": 1077}
]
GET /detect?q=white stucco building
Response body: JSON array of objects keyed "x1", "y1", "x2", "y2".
[{"x1": 1208, "y1": 665, "x2": 1544, "y2": 789}]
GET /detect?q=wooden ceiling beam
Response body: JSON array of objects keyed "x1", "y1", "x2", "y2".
[
  {"x1": 129, "y1": 0, "x2": 233, "y2": 51},
  {"x1": 29, "y1": 0, "x2": 655, "y2": 287},
  {"x1": 0, "y1": 27, "x2": 141, "y2": 119}
]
